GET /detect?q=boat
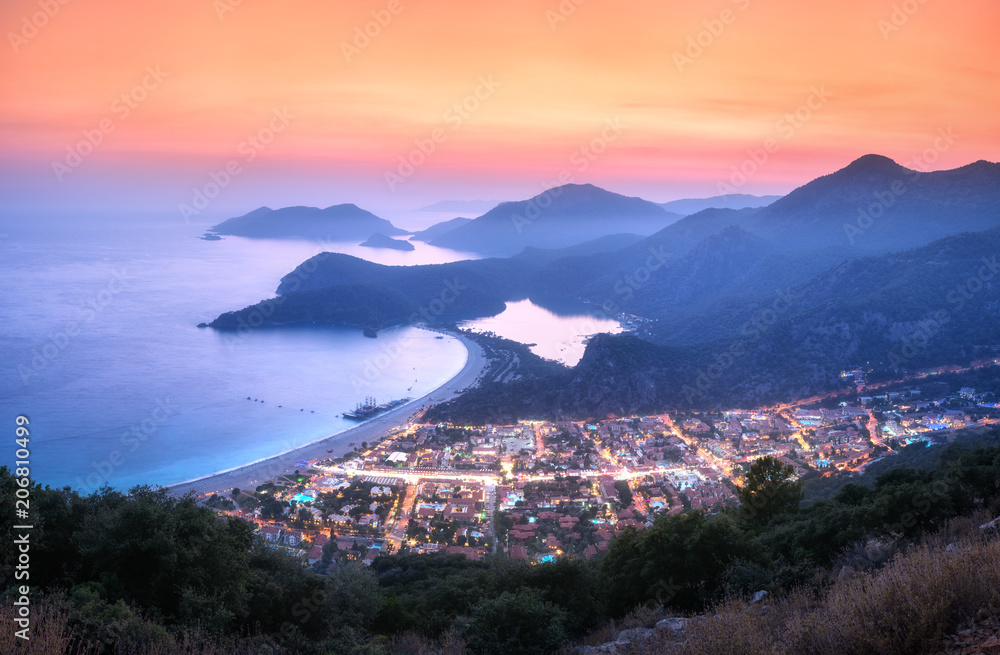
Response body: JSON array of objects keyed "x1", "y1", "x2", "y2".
[{"x1": 343, "y1": 396, "x2": 411, "y2": 421}]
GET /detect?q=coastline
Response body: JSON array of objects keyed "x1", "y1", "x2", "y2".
[{"x1": 166, "y1": 327, "x2": 486, "y2": 498}]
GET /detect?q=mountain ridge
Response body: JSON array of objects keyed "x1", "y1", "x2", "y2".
[{"x1": 208, "y1": 203, "x2": 408, "y2": 241}]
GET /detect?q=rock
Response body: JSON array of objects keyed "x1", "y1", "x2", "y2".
[
  {"x1": 752, "y1": 590, "x2": 768, "y2": 603},
  {"x1": 656, "y1": 617, "x2": 689, "y2": 635},
  {"x1": 597, "y1": 642, "x2": 619, "y2": 654},
  {"x1": 946, "y1": 542, "x2": 957, "y2": 552},
  {"x1": 617, "y1": 627, "x2": 655, "y2": 643},
  {"x1": 980, "y1": 517, "x2": 999, "y2": 531}
]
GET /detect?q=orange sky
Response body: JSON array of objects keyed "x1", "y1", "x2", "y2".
[{"x1": 1, "y1": 0, "x2": 998, "y2": 218}]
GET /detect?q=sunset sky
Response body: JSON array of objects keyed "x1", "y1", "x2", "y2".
[{"x1": 1, "y1": 0, "x2": 997, "y2": 221}]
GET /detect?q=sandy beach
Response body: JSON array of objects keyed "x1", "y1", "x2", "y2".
[{"x1": 166, "y1": 329, "x2": 487, "y2": 498}]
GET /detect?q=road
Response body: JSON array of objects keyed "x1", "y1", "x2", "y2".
[{"x1": 386, "y1": 482, "x2": 418, "y2": 552}]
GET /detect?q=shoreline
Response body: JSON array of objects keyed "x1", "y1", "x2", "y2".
[{"x1": 166, "y1": 327, "x2": 486, "y2": 498}]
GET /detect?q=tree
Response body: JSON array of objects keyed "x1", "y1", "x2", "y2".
[
  {"x1": 601, "y1": 512, "x2": 754, "y2": 615},
  {"x1": 738, "y1": 456, "x2": 803, "y2": 524},
  {"x1": 466, "y1": 589, "x2": 566, "y2": 655}
]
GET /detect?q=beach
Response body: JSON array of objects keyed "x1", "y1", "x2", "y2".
[{"x1": 166, "y1": 329, "x2": 487, "y2": 498}]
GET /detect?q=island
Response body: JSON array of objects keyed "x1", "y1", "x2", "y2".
[
  {"x1": 206, "y1": 204, "x2": 408, "y2": 241},
  {"x1": 359, "y1": 232, "x2": 415, "y2": 251}
]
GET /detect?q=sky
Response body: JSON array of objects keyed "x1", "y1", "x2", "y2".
[{"x1": 1, "y1": 0, "x2": 998, "y2": 222}]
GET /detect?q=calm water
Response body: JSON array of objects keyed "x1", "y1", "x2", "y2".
[
  {"x1": 0, "y1": 217, "x2": 620, "y2": 491},
  {"x1": 461, "y1": 299, "x2": 622, "y2": 366},
  {"x1": 0, "y1": 219, "x2": 469, "y2": 491}
]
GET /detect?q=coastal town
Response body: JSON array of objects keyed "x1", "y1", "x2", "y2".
[{"x1": 198, "y1": 366, "x2": 1000, "y2": 570}]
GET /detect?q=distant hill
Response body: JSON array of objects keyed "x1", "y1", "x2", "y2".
[
  {"x1": 416, "y1": 199, "x2": 500, "y2": 213},
  {"x1": 520, "y1": 156, "x2": 1000, "y2": 320},
  {"x1": 409, "y1": 217, "x2": 473, "y2": 243},
  {"x1": 359, "y1": 233, "x2": 415, "y2": 251},
  {"x1": 625, "y1": 156, "x2": 1000, "y2": 262},
  {"x1": 429, "y1": 184, "x2": 682, "y2": 255},
  {"x1": 208, "y1": 204, "x2": 407, "y2": 241},
  {"x1": 659, "y1": 193, "x2": 782, "y2": 215}
]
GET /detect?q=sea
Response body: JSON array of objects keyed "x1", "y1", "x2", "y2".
[{"x1": 0, "y1": 215, "x2": 619, "y2": 492}]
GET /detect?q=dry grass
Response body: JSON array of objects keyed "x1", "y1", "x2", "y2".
[
  {"x1": 0, "y1": 600, "x2": 97, "y2": 655},
  {"x1": 0, "y1": 597, "x2": 279, "y2": 655},
  {"x1": 388, "y1": 629, "x2": 467, "y2": 655},
  {"x1": 621, "y1": 515, "x2": 1000, "y2": 655}
]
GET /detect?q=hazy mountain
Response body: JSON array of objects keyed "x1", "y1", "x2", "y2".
[
  {"x1": 429, "y1": 225, "x2": 1000, "y2": 422},
  {"x1": 208, "y1": 155, "x2": 1000, "y2": 414},
  {"x1": 359, "y1": 233, "x2": 415, "y2": 251},
  {"x1": 659, "y1": 193, "x2": 782, "y2": 215},
  {"x1": 521, "y1": 155, "x2": 1000, "y2": 318},
  {"x1": 748, "y1": 155, "x2": 1000, "y2": 251},
  {"x1": 208, "y1": 204, "x2": 408, "y2": 240},
  {"x1": 428, "y1": 184, "x2": 682, "y2": 255},
  {"x1": 409, "y1": 217, "x2": 473, "y2": 242},
  {"x1": 416, "y1": 199, "x2": 500, "y2": 213}
]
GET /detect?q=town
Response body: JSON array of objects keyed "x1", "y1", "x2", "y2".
[{"x1": 201, "y1": 368, "x2": 1000, "y2": 571}]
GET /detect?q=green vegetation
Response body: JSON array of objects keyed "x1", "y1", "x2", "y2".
[{"x1": 737, "y1": 456, "x2": 802, "y2": 523}]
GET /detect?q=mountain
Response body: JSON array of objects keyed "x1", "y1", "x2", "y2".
[
  {"x1": 416, "y1": 199, "x2": 500, "y2": 213},
  {"x1": 208, "y1": 204, "x2": 408, "y2": 241},
  {"x1": 409, "y1": 217, "x2": 473, "y2": 243},
  {"x1": 747, "y1": 155, "x2": 1000, "y2": 251},
  {"x1": 428, "y1": 184, "x2": 682, "y2": 255},
  {"x1": 359, "y1": 233, "x2": 415, "y2": 251},
  {"x1": 659, "y1": 193, "x2": 782, "y2": 215},
  {"x1": 207, "y1": 155, "x2": 1000, "y2": 410},
  {"x1": 208, "y1": 284, "x2": 418, "y2": 331},
  {"x1": 519, "y1": 155, "x2": 1000, "y2": 319},
  {"x1": 205, "y1": 232, "x2": 657, "y2": 334},
  {"x1": 428, "y1": 225, "x2": 1000, "y2": 422}
]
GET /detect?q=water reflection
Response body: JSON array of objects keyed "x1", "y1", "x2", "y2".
[{"x1": 461, "y1": 299, "x2": 621, "y2": 366}]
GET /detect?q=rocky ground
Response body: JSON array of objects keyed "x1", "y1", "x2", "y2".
[{"x1": 937, "y1": 616, "x2": 1000, "y2": 655}]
